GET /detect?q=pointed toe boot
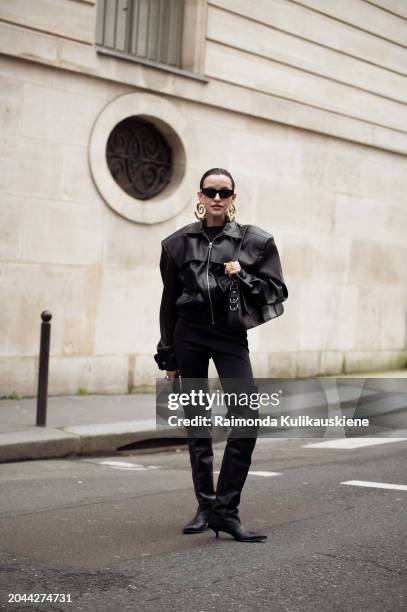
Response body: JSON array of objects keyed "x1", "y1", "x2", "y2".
[
  {"x1": 209, "y1": 435, "x2": 267, "y2": 542},
  {"x1": 208, "y1": 508, "x2": 267, "y2": 542},
  {"x1": 183, "y1": 503, "x2": 213, "y2": 534}
]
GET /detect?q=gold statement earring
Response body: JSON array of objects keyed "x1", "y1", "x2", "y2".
[
  {"x1": 226, "y1": 203, "x2": 236, "y2": 222},
  {"x1": 194, "y1": 202, "x2": 206, "y2": 220}
]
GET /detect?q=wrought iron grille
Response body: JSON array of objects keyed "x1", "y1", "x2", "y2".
[{"x1": 106, "y1": 117, "x2": 172, "y2": 200}]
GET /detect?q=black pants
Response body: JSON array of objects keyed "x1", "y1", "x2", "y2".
[
  {"x1": 173, "y1": 315, "x2": 258, "y2": 512},
  {"x1": 174, "y1": 315, "x2": 253, "y2": 375}
]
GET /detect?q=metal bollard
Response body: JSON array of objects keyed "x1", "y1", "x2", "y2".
[{"x1": 36, "y1": 311, "x2": 52, "y2": 426}]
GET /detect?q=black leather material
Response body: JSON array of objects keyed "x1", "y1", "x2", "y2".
[
  {"x1": 208, "y1": 511, "x2": 267, "y2": 542},
  {"x1": 208, "y1": 436, "x2": 267, "y2": 541},
  {"x1": 154, "y1": 219, "x2": 288, "y2": 370},
  {"x1": 214, "y1": 436, "x2": 256, "y2": 512},
  {"x1": 187, "y1": 437, "x2": 215, "y2": 507},
  {"x1": 183, "y1": 437, "x2": 216, "y2": 534},
  {"x1": 183, "y1": 506, "x2": 212, "y2": 534}
]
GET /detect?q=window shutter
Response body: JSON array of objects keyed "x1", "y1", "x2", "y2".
[{"x1": 96, "y1": 0, "x2": 184, "y2": 68}]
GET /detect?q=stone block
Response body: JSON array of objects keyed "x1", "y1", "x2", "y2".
[
  {"x1": 0, "y1": 357, "x2": 36, "y2": 397},
  {"x1": 52, "y1": 68, "x2": 115, "y2": 100},
  {"x1": 249, "y1": 352, "x2": 269, "y2": 377},
  {"x1": 21, "y1": 83, "x2": 104, "y2": 146},
  {"x1": 301, "y1": 140, "x2": 363, "y2": 195},
  {"x1": 295, "y1": 351, "x2": 320, "y2": 377},
  {"x1": 319, "y1": 351, "x2": 344, "y2": 375},
  {"x1": 268, "y1": 351, "x2": 297, "y2": 378},
  {"x1": 205, "y1": 41, "x2": 407, "y2": 132},
  {"x1": 48, "y1": 355, "x2": 128, "y2": 395},
  {"x1": 190, "y1": 119, "x2": 234, "y2": 170},
  {"x1": 0, "y1": 195, "x2": 24, "y2": 259},
  {"x1": 335, "y1": 192, "x2": 407, "y2": 244},
  {"x1": 379, "y1": 286, "x2": 406, "y2": 350},
  {"x1": 229, "y1": 127, "x2": 303, "y2": 181},
  {"x1": 131, "y1": 354, "x2": 156, "y2": 392},
  {"x1": 0, "y1": 263, "x2": 100, "y2": 357},
  {"x1": 0, "y1": 0, "x2": 95, "y2": 43},
  {"x1": 360, "y1": 151, "x2": 407, "y2": 203},
  {"x1": 207, "y1": 5, "x2": 407, "y2": 106},
  {"x1": 280, "y1": 236, "x2": 314, "y2": 281},
  {"x1": 334, "y1": 193, "x2": 388, "y2": 241},
  {"x1": 299, "y1": 282, "x2": 358, "y2": 351},
  {"x1": 313, "y1": 234, "x2": 352, "y2": 284},
  {"x1": 255, "y1": 283, "x2": 300, "y2": 353},
  {"x1": 0, "y1": 134, "x2": 62, "y2": 198},
  {"x1": 22, "y1": 198, "x2": 104, "y2": 265},
  {"x1": 211, "y1": 0, "x2": 406, "y2": 76},
  {"x1": 94, "y1": 267, "x2": 162, "y2": 354},
  {"x1": 255, "y1": 180, "x2": 335, "y2": 234},
  {"x1": 0, "y1": 55, "x2": 54, "y2": 87},
  {"x1": 103, "y1": 211, "x2": 164, "y2": 268},
  {"x1": 354, "y1": 286, "x2": 382, "y2": 350},
  {"x1": 349, "y1": 240, "x2": 407, "y2": 286},
  {"x1": 344, "y1": 350, "x2": 407, "y2": 374},
  {"x1": 61, "y1": 145, "x2": 101, "y2": 204},
  {"x1": 0, "y1": 75, "x2": 22, "y2": 133},
  {"x1": 297, "y1": 0, "x2": 407, "y2": 47}
]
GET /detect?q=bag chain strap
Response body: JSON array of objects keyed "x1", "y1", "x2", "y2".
[{"x1": 229, "y1": 225, "x2": 248, "y2": 312}]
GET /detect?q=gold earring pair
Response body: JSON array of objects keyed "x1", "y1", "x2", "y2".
[{"x1": 194, "y1": 202, "x2": 236, "y2": 222}]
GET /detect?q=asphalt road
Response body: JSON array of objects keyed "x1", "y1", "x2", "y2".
[{"x1": 0, "y1": 437, "x2": 406, "y2": 612}]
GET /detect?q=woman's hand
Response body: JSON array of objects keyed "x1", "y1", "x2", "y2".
[
  {"x1": 224, "y1": 260, "x2": 241, "y2": 276},
  {"x1": 165, "y1": 370, "x2": 179, "y2": 380}
]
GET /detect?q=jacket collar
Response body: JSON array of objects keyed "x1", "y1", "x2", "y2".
[{"x1": 186, "y1": 219, "x2": 241, "y2": 239}]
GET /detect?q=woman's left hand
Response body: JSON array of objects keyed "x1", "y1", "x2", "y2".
[{"x1": 224, "y1": 260, "x2": 241, "y2": 276}]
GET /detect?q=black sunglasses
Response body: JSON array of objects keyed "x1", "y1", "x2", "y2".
[{"x1": 201, "y1": 187, "x2": 234, "y2": 199}]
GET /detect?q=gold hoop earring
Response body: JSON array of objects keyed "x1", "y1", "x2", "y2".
[
  {"x1": 226, "y1": 203, "x2": 236, "y2": 222},
  {"x1": 194, "y1": 202, "x2": 206, "y2": 220}
]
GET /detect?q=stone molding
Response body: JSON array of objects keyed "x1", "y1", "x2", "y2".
[{"x1": 88, "y1": 92, "x2": 196, "y2": 224}]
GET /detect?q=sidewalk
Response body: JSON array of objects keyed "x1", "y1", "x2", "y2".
[
  {"x1": 0, "y1": 394, "x2": 160, "y2": 463},
  {"x1": 1, "y1": 369, "x2": 406, "y2": 463}
]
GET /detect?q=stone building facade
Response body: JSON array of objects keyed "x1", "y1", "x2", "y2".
[{"x1": 0, "y1": 0, "x2": 406, "y2": 395}]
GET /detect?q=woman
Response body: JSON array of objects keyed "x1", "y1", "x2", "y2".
[{"x1": 154, "y1": 168, "x2": 288, "y2": 542}]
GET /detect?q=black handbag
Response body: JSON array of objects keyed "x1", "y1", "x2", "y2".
[
  {"x1": 227, "y1": 224, "x2": 285, "y2": 331},
  {"x1": 227, "y1": 225, "x2": 249, "y2": 332}
]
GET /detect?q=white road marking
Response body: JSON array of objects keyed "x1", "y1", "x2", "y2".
[
  {"x1": 249, "y1": 471, "x2": 282, "y2": 477},
  {"x1": 98, "y1": 460, "x2": 161, "y2": 471},
  {"x1": 99, "y1": 460, "x2": 137, "y2": 467},
  {"x1": 341, "y1": 480, "x2": 407, "y2": 492},
  {"x1": 303, "y1": 437, "x2": 407, "y2": 449},
  {"x1": 214, "y1": 470, "x2": 281, "y2": 477}
]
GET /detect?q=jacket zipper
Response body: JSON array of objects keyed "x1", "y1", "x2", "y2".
[{"x1": 202, "y1": 232, "x2": 223, "y2": 326}]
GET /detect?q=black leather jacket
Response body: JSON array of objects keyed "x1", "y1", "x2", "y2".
[{"x1": 154, "y1": 219, "x2": 288, "y2": 371}]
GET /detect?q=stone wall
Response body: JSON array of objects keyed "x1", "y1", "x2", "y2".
[{"x1": 0, "y1": 0, "x2": 406, "y2": 395}]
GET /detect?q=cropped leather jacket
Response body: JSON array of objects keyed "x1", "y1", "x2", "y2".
[{"x1": 154, "y1": 219, "x2": 288, "y2": 371}]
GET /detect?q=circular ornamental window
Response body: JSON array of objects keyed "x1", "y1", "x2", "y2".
[
  {"x1": 106, "y1": 117, "x2": 172, "y2": 200},
  {"x1": 88, "y1": 92, "x2": 195, "y2": 224}
]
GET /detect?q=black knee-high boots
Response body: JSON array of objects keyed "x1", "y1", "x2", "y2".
[
  {"x1": 183, "y1": 437, "x2": 216, "y2": 534},
  {"x1": 208, "y1": 435, "x2": 267, "y2": 542},
  {"x1": 183, "y1": 434, "x2": 267, "y2": 541}
]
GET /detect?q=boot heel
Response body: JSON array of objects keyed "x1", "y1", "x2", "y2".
[{"x1": 209, "y1": 514, "x2": 267, "y2": 542}]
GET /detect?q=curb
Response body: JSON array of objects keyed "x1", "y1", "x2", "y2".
[
  {"x1": 0, "y1": 428, "x2": 81, "y2": 462},
  {"x1": 0, "y1": 420, "x2": 171, "y2": 463}
]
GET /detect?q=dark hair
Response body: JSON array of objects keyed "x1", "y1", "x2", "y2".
[{"x1": 199, "y1": 168, "x2": 235, "y2": 192}]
